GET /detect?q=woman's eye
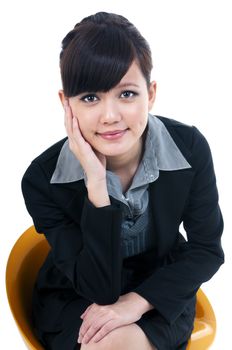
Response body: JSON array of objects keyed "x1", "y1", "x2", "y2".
[
  {"x1": 80, "y1": 90, "x2": 138, "y2": 103},
  {"x1": 81, "y1": 94, "x2": 98, "y2": 103},
  {"x1": 121, "y1": 90, "x2": 138, "y2": 98}
]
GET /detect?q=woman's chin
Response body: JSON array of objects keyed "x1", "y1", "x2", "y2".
[
  {"x1": 91, "y1": 141, "x2": 128, "y2": 157},
  {"x1": 99, "y1": 148, "x2": 126, "y2": 157}
]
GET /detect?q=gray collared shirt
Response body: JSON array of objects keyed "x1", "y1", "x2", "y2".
[{"x1": 50, "y1": 113, "x2": 191, "y2": 258}]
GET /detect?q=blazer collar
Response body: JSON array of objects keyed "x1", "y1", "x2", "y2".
[{"x1": 50, "y1": 114, "x2": 191, "y2": 184}]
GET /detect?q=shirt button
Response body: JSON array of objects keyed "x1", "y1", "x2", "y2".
[
  {"x1": 150, "y1": 174, "x2": 154, "y2": 179},
  {"x1": 126, "y1": 197, "x2": 129, "y2": 201}
]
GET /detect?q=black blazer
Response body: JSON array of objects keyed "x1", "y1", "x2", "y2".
[{"x1": 21, "y1": 115, "x2": 224, "y2": 328}]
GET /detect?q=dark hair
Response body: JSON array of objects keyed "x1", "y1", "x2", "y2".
[{"x1": 59, "y1": 12, "x2": 153, "y2": 97}]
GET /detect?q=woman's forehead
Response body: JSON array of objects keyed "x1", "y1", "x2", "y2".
[{"x1": 118, "y1": 62, "x2": 146, "y2": 85}]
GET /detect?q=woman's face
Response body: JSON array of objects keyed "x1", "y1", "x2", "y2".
[{"x1": 59, "y1": 61, "x2": 156, "y2": 159}]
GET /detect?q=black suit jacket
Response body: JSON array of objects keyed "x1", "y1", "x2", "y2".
[{"x1": 21, "y1": 116, "x2": 224, "y2": 329}]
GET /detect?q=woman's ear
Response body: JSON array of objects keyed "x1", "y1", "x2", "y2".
[
  {"x1": 58, "y1": 89, "x2": 68, "y2": 109},
  {"x1": 148, "y1": 81, "x2": 157, "y2": 111}
]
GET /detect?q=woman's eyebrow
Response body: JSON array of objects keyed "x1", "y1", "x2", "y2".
[{"x1": 116, "y1": 82, "x2": 140, "y2": 88}]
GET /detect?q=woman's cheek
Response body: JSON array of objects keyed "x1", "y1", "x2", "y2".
[{"x1": 79, "y1": 124, "x2": 95, "y2": 144}]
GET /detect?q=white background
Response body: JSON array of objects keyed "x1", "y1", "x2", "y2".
[{"x1": 1, "y1": 0, "x2": 231, "y2": 348}]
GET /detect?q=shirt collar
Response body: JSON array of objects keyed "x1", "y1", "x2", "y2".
[{"x1": 50, "y1": 113, "x2": 191, "y2": 184}]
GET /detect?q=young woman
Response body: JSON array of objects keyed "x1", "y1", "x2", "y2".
[{"x1": 21, "y1": 11, "x2": 224, "y2": 350}]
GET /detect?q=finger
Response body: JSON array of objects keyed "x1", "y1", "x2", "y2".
[
  {"x1": 84, "y1": 319, "x2": 118, "y2": 344},
  {"x1": 64, "y1": 101, "x2": 74, "y2": 138},
  {"x1": 79, "y1": 311, "x2": 107, "y2": 343},
  {"x1": 64, "y1": 105, "x2": 83, "y2": 152},
  {"x1": 80, "y1": 304, "x2": 92, "y2": 319},
  {"x1": 72, "y1": 115, "x2": 86, "y2": 145},
  {"x1": 78, "y1": 316, "x2": 109, "y2": 344},
  {"x1": 72, "y1": 115, "x2": 81, "y2": 138},
  {"x1": 80, "y1": 322, "x2": 101, "y2": 344},
  {"x1": 79, "y1": 308, "x2": 95, "y2": 339}
]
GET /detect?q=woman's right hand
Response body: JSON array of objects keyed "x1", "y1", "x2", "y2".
[{"x1": 64, "y1": 99, "x2": 107, "y2": 185}]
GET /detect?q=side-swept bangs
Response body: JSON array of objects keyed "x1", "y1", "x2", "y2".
[{"x1": 60, "y1": 24, "x2": 137, "y2": 97}]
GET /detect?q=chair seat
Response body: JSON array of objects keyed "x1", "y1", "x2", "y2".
[{"x1": 6, "y1": 226, "x2": 216, "y2": 349}]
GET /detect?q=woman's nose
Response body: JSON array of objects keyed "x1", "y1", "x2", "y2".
[{"x1": 99, "y1": 102, "x2": 122, "y2": 124}]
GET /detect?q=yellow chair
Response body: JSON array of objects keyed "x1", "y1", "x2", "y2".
[
  {"x1": 186, "y1": 287, "x2": 216, "y2": 350},
  {"x1": 6, "y1": 226, "x2": 49, "y2": 350},
  {"x1": 6, "y1": 226, "x2": 216, "y2": 350}
]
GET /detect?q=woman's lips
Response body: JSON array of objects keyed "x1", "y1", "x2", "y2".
[{"x1": 98, "y1": 129, "x2": 128, "y2": 140}]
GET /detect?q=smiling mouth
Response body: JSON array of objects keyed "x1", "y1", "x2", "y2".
[
  {"x1": 97, "y1": 129, "x2": 128, "y2": 140},
  {"x1": 98, "y1": 129, "x2": 128, "y2": 135}
]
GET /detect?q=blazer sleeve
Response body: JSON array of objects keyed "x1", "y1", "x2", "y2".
[
  {"x1": 21, "y1": 160, "x2": 123, "y2": 305},
  {"x1": 132, "y1": 126, "x2": 224, "y2": 324}
]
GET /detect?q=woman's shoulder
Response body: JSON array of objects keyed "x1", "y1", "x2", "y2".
[
  {"x1": 155, "y1": 115, "x2": 194, "y2": 134},
  {"x1": 23, "y1": 137, "x2": 68, "y2": 182},
  {"x1": 154, "y1": 114, "x2": 194, "y2": 151},
  {"x1": 33, "y1": 137, "x2": 68, "y2": 163},
  {"x1": 154, "y1": 114, "x2": 210, "y2": 164}
]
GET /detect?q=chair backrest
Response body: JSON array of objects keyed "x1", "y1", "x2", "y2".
[
  {"x1": 6, "y1": 226, "x2": 50, "y2": 350},
  {"x1": 6, "y1": 226, "x2": 216, "y2": 350}
]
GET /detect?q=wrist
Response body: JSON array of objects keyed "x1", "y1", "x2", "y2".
[
  {"x1": 122, "y1": 292, "x2": 154, "y2": 314},
  {"x1": 87, "y1": 180, "x2": 110, "y2": 207},
  {"x1": 86, "y1": 176, "x2": 107, "y2": 188}
]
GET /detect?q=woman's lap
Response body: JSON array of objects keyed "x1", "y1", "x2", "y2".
[{"x1": 36, "y1": 296, "x2": 196, "y2": 350}]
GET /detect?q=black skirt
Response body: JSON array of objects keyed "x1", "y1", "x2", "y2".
[{"x1": 34, "y1": 290, "x2": 196, "y2": 350}]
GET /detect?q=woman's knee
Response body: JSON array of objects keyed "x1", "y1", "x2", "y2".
[
  {"x1": 80, "y1": 323, "x2": 156, "y2": 350},
  {"x1": 80, "y1": 332, "x2": 114, "y2": 350},
  {"x1": 80, "y1": 324, "x2": 129, "y2": 350}
]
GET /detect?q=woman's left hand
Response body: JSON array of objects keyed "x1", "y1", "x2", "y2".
[{"x1": 78, "y1": 293, "x2": 144, "y2": 344}]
